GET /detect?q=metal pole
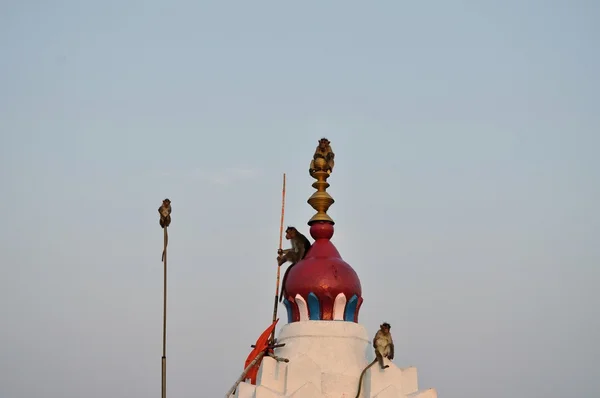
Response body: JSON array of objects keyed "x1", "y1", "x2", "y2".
[
  {"x1": 271, "y1": 173, "x2": 286, "y2": 343},
  {"x1": 162, "y1": 226, "x2": 168, "y2": 398}
]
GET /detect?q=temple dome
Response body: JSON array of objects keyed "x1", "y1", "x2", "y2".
[{"x1": 282, "y1": 222, "x2": 363, "y2": 323}]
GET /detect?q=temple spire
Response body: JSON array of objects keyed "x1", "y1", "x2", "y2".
[
  {"x1": 307, "y1": 138, "x2": 335, "y2": 225},
  {"x1": 282, "y1": 137, "x2": 362, "y2": 323}
]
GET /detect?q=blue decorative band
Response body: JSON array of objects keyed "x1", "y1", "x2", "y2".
[
  {"x1": 283, "y1": 298, "x2": 293, "y2": 323},
  {"x1": 344, "y1": 294, "x2": 358, "y2": 322},
  {"x1": 307, "y1": 292, "x2": 321, "y2": 320}
]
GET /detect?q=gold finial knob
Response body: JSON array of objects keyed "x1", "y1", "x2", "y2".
[{"x1": 307, "y1": 138, "x2": 335, "y2": 225}]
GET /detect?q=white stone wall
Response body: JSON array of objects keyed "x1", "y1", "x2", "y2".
[{"x1": 231, "y1": 321, "x2": 438, "y2": 398}]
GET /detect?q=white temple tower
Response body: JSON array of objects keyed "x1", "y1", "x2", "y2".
[{"x1": 230, "y1": 139, "x2": 438, "y2": 398}]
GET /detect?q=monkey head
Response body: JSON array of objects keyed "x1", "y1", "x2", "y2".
[
  {"x1": 318, "y1": 138, "x2": 330, "y2": 150},
  {"x1": 380, "y1": 322, "x2": 391, "y2": 334},
  {"x1": 162, "y1": 198, "x2": 171, "y2": 207},
  {"x1": 285, "y1": 226, "x2": 298, "y2": 240}
]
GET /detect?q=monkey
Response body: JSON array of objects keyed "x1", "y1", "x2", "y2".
[
  {"x1": 277, "y1": 226, "x2": 312, "y2": 302},
  {"x1": 373, "y1": 322, "x2": 394, "y2": 368},
  {"x1": 277, "y1": 226, "x2": 311, "y2": 266},
  {"x1": 309, "y1": 138, "x2": 335, "y2": 178},
  {"x1": 159, "y1": 198, "x2": 172, "y2": 228},
  {"x1": 355, "y1": 322, "x2": 394, "y2": 398},
  {"x1": 158, "y1": 198, "x2": 171, "y2": 262}
]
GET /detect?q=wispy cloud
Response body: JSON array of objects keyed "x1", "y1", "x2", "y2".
[{"x1": 190, "y1": 167, "x2": 261, "y2": 186}]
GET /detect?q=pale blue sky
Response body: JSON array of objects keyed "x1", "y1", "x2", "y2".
[{"x1": 1, "y1": 1, "x2": 599, "y2": 397}]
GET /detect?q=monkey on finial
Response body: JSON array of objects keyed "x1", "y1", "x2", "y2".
[{"x1": 309, "y1": 138, "x2": 335, "y2": 178}]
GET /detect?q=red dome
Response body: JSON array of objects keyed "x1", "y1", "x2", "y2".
[{"x1": 282, "y1": 222, "x2": 363, "y2": 322}]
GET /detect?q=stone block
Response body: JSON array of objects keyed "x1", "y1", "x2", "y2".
[
  {"x1": 284, "y1": 354, "x2": 322, "y2": 396},
  {"x1": 235, "y1": 381, "x2": 256, "y2": 398},
  {"x1": 407, "y1": 388, "x2": 438, "y2": 398},
  {"x1": 257, "y1": 356, "x2": 287, "y2": 394},
  {"x1": 373, "y1": 385, "x2": 402, "y2": 398},
  {"x1": 398, "y1": 367, "x2": 419, "y2": 395},
  {"x1": 365, "y1": 359, "x2": 403, "y2": 397},
  {"x1": 288, "y1": 382, "x2": 323, "y2": 398},
  {"x1": 321, "y1": 373, "x2": 360, "y2": 397},
  {"x1": 255, "y1": 385, "x2": 282, "y2": 398}
]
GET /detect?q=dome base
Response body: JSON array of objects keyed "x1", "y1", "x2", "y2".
[
  {"x1": 276, "y1": 320, "x2": 371, "y2": 376},
  {"x1": 231, "y1": 321, "x2": 437, "y2": 398}
]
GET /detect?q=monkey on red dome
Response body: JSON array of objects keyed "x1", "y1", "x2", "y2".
[{"x1": 277, "y1": 226, "x2": 312, "y2": 302}]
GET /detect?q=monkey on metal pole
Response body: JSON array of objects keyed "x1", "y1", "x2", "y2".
[
  {"x1": 270, "y1": 174, "x2": 286, "y2": 343},
  {"x1": 158, "y1": 198, "x2": 172, "y2": 398}
]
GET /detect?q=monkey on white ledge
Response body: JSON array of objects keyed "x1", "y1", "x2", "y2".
[{"x1": 355, "y1": 322, "x2": 395, "y2": 398}]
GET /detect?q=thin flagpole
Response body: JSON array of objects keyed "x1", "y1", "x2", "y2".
[
  {"x1": 279, "y1": 173, "x2": 286, "y2": 251},
  {"x1": 158, "y1": 200, "x2": 171, "y2": 398},
  {"x1": 271, "y1": 173, "x2": 286, "y2": 342},
  {"x1": 162, "y1": 225, "x2": 167, "y2": 398}
]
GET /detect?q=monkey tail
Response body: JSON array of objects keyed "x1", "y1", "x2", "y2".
[
  {"x1": 279, "y1": 264, "x2": 294, "y2": 302},
  {"x1": 355, "y1": 359, "x2": 377, "y2": 398},
  {"x1": 161, "y1": 227, "x2": 168, "y2": 262}
]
